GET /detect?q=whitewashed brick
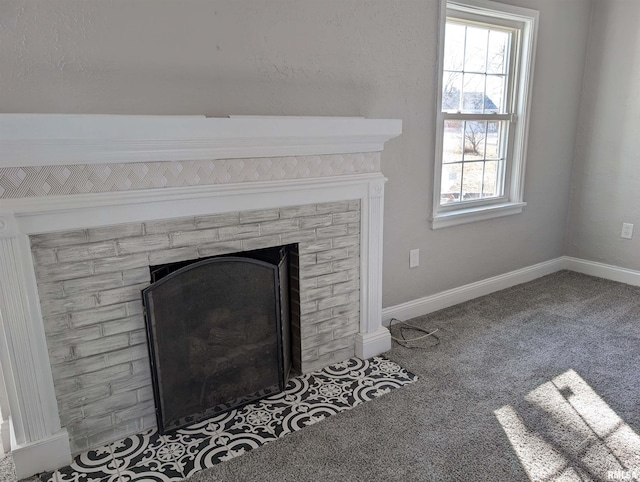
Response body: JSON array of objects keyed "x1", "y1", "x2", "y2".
[
  {"x1": 239, "y1": 209, "x2": 279, "y2": 224},
  {"x1": 316, "y1": 247, "x2": 349, "y2": 263},
  {"x1": 316, "y1": 225, "x2": 348, "y2": 239},
  {"x1": 259, "y1": 218, "x2": 300, "y2": 236},
  {"x1": 37, "y1": 281, "x2": 65, "y2": 300},
  {"x1": 171, "y1": 228, "x2": 219, "y2": 248},
  {"x1": 77, "y1": 364, "x2": 132, "y2": 389},
  {"x1": 125, "y1": 300, "x2": 144, "y2": 316},
  {"x1": 87, "y1": 223, "x2": 144, "y2": 242},
  {"x1": 94, "y1": 253, "x2": 150, "y2": 274},
  {"x1": 83, "y1": 391, "x2": 138, "y2": 418},
  {"x1": 73, "y1": 334, "x2": 130, "y2": 359},
  {"x1": 300, "y1": 285, "x2": 333, "y2": 303},
  {"x1": 194, "y1": 212, "x2": 239, "y2": 229},
  {"x1": 316, "y1": 271, "x2": 349, "y2": 288},
  {"x1": 241, "y1": 235, "x2": 282, "y2": 251},
  {"x1": 300, "y1": 300, "x2": 318, "y2": 315},
  {"x1": 303, "y1": 308, "x2": 334, "y2": 325},
  {"x1": 35, "y1": 261, "x2": 94, "y2": 283},
  {"x1": 70, "y1": 304, "x2": 128, "y2": 328},
  {"x1": 57, "y1": 241, "x2": 118, "y2": 263},
  {"x1": 218, "y1": 224, "x2": 260, "y2": 241},
  {"x1": 197, "y1": 240, "x2": 242, "y2": 257},
  {"x1": 145, "y1": 217, "x2": 195, "y2": 235},
  {"x1": 280, "y1": 230, "x2": 316, "y2": 245},
  {"x1": 98, "y1": 284, "x2": 147, "y2": 307},
  {"x1": 300, "y1": 346, "x2": 318, "y2": 361},
  {"x1": 113, "y1": 399, "x2": 155, "y2": 425},
  {"x1": 67, "y1": 414, "x2": 113, "y2": 439},
  {"x1": 300, "y1": 262, "x2": 332, "y2": 278},
  {"x1": 102, "y1": 314, "x2": 145, "y2": 337},
  {"x1": 298, "y1": 253, "x2": 317, "y2": 267},
  {"x1": 299, "y1": 239, "x2": 332, "y2": 254},
  {"x1": 48, "y1": 345, "x2": 75, "y2": 365},
  {"x1": 316, "y1": 316, "x2": 350, "y2": 334},
  {"x1": 348, "y1": 200, "x2": 360, "y2": 211},
  {"x1": 30, "y1": 230, "x2": 87, "y2": 248},
  {"x1": 32, "y1": 248, "x2": 57, "y2": 265},
  {"x1": 58, "y1": 385, "x2": 111, "y2": 411},
  {"x1": 148, "y1": 246, "x2": 199, "y2": 266},
  {"x1": 43, "y1": 314, "x2": 70, "y2": 334},
  {"x1": 332, "y1": 257, "x2": 359, "y2": 272},
  {"x1": 315, "y1": 201, "x2": 350, "y2": 214},
  {"x1": 332, "y1": 323, "x2": 360, "y2": 340},
  {"x1": 87, "y1": 418, "x2": 143, "y2": 451},
  {"x1": 111, "y1": 372, "x2": 151, "y2": 396},
  {"x1": 299, "y1": 214, "x2": 333, "y2": 230},
  {"x1": 118, "y1": 235, "x2": 170, "y2": 254},
  {"x1": 63, "y1": 272, "x2": 123, "y2": 296},
  {"x1": 332, "y1": 211, "x2": 359, "y2": 225},
  {"x1": 279, "y1": 204, "x2": 317, "y2": 219},
  {"x1": 318, "y1": 336, "x2": 355, "y2": 356},
  {"x1": 332, "y1": 302, "x2": 359, "y2": 317},
  {"x1": 123, "y1": 267, "x2": 150, "y2": 285},
  {"x1": 317, "y1": 293, "x2": 351, "y2": 311},
  {"x1": 129, "y1": 329, "x2": 147, "y2": 346},
  {"x1": 302, "y1": 347, "x2": 354, "y2": 373},
  {"x1": 332, "y1": 235, "x2": 359, "y2": 248},
  {"x1": 347, "y1": 222, "x2": 360, "y2": 235},
  {"x1": 332, "y1": 279, "x2": 359, "y2": 294},
  {"x1": 137, "y1": 385, "x2": 154, "y2": 403},
  {"x1": 40, "y1": 294, "x2": 97, "y2": 316}
]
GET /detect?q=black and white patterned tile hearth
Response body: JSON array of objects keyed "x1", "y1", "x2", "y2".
[{"x1": 37, "y1": 356, "x2": 417, "y2": 482}]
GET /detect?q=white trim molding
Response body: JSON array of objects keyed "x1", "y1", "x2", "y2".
[
  {"x1": 382, "y1": 256, "x2": 640, "y2": 326},
  {"x1": 563, "y1": 257, "x2": 640, "y2": 287},
  {"x1": 382, "y1": 258, "x2": 564, "y2": 324},
  {"x1": 0, "y1": 114, "x2": 402, "y2": 167}
]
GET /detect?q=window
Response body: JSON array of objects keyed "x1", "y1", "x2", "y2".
[{"x1": 432, "y1": 0, "x2": 538, "y2": 229}]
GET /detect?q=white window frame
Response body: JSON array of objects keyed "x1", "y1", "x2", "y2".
[{"x1": 431, "y1": 0, "x2": 538, "y2": 229}]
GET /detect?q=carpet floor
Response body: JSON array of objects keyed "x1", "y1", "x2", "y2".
[{"x1": 8, "y1": 270, "x2": 640, "y2": 481}]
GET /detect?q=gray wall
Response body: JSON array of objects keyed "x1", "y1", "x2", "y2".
[
  {"x1": 566, "y1": 0, "x2": 640, "y2": 270},
  {"x1": 0, "y1": 0, "x2": 592, "y2": 308}
]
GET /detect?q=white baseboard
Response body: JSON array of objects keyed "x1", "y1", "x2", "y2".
[
  {"x1": 356, "y1": 328, "x2": 392, "y2": 358},
  {"x1": 563, "y1": 257, "x2": 640, "y2": 287},
  {"x1": 382, "y1": 257, "x2": 566, "y2": 324},
  {"x1": 11, "y1": 428, "x2": 72, "y2": 479}
]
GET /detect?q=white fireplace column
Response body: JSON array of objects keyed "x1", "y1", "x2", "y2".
[{"x1": 0, "y1": 213, "x2": 72, "y2": 478}]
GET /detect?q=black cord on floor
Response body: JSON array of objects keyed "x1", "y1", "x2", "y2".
[{"x1": 390, "y1": 318, "x2": 440, "y2": 349}]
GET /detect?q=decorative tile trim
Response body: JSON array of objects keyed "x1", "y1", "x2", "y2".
[
  {"x1": 38, "y1": 356, "x2": 416, "y2": 482},
  {"x1": 0, "y1": 153, "x2": 379, "y2": 199}
]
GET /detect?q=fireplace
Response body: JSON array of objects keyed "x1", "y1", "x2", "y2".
[
  {"x1": 143, "y1": 246, "x2": 295, "y2": 433},
  {"x1": 0, "y1": 113, "x2": 401, "y2": 478}
]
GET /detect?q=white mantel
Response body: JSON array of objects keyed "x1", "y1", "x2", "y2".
[{"x1": 0, "y1": 114, "x2": 401, "y2": 478}]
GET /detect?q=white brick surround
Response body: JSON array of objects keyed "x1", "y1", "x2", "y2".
[
  {"x1": 31, "y1": 200, "x2": 362, "y2": 453},
  {"x1": 0, "y1": 114, "x2": 401, "y2": 478}
]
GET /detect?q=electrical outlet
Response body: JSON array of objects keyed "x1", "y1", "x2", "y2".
[
  {"x1": 409, "y1": 249, "x2": 419, "y2": 268},
  {"x1": 621, "y1": 223, "x2": 634, "y2": 239}
]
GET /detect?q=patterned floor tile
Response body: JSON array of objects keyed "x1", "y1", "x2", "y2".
[
  {"x1": 49, "y1": 356, "x2": 416, "y2": 482},
  {"x1": 56, "y1": 443, "x2": 119, "y2": 482}
]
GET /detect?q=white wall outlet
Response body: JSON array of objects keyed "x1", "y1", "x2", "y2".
[
  {"x1": 621, "y1": 223, "x2": 634, "y2": 239},
  {"x1": 409, "y1": 249, "x2": 419, "y2": 268}
]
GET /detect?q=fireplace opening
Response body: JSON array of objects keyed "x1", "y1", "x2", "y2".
[{"x1": 142, "y1": 245, "x2": 297, "y2": 433}]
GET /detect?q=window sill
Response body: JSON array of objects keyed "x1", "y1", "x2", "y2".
[{"x1": 430, "y1": 201, "x2": 526, "y2": 230}]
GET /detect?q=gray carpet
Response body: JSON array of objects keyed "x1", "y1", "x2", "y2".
[
  {"x1": 8, "y1": 270, "x2": 640, "y2": 481},
  {"x1": 186, "y1": 271, "x2": 640, "y2": 481}
]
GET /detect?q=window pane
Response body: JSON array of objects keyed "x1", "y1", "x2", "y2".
[
  {"x1": 443, "y1": 120, "x2": 464, "y2": 163},
  {"x1": 461, "y1": 162, "x2": 483, "y2": 201},
  {"x1": 486, "y1": 75, "x2": 506, "y2": 113},
  {"x1": 442, "y1": 71, "x2": 462, "y2": 112},
  {"x1": 487, "y1": 30, "x2": 509, "y2": 74},
  {"x1": 444, "y1": 23, "x2": 465, "y2": 71},
  {"x1": 464, "y1": 27, "x2": 488, "y2": 73},
  {"x1": 485, "y1": 121, "x2": 502, "y2": 159},
  {"x1": 462, "y1": 73, "x2": 486, "y2": 113},
  {"x1": 463, "y1": 121, "x2": 486, "y2": 160},
  {"x1": 482, "y1": 160, "x2": 500, "y2": 198},
  {"x1": 441, "y1": 163, "x2": 462, "y2": 204}
]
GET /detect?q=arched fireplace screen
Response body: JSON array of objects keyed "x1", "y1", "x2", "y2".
[{"x1": 142, "y1": 247, "x2": 292, "y2": 433}]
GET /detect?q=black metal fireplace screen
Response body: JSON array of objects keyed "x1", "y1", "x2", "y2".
[{"x1": 142, "y1": 246, "x2": 292, "y2": 433}]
